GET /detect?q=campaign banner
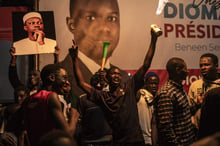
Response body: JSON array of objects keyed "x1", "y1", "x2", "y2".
[{"x1": 39, "y1": 0, "x2": 220, "y2": 92}]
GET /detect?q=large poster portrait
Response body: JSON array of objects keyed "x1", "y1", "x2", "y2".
[
  {"x1": 39, "y1": 0, "x2": 220, "y2": 95},
  {"x1": 12, "y1": 11, "x2": 57, "y2": 55}
]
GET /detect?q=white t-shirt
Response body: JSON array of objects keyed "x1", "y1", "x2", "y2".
[{"x1": 137, "y1": 89, "x2": 154, "y2": 145}]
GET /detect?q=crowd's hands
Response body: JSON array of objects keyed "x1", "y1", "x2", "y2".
[
  {"x1": 69, "y1": 40, "x2": 78, "y2": 62},
  {"x1": 99, "y1": 69, "x2": 108, "y2": 84},
  {"x1": 151, "y1": 24, "x2": 162, "y2": 40},
  {"x1": 54, "y1": 46, "x2": 60, "y2": 56},
  {"x1": 53, "y1": 46, "x2": 60, "y2": 63},
  {"x1": 190, "y1": 91, "x2": 204, "y2": 109},
  {"x1": 33, "y1": 30, "x2": 45, "y2": 45},
  {"x1": 9, "y1": 47, "x2": 16, "y2": 66},
  {"x1": 97, "y1": 69, "x2": 108, "y2": 90},
  {"x1": 197, "y1": 92, "x2": 204, "y2": 105},
  {"x1": 10, "y1": 47, "x2": 16, "y2": 57},
  {"x1": 66, "y1": 107, "x2": 80, "y2": 135},
  {"x1": 136, "y1": 91, "x2": 141, "y2": 102},
  {"x1": 67, "y1": 107, "x2": 80, "y2": 125}
]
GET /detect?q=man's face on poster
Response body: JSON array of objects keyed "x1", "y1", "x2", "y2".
[
  {"x1": 24, "y1": 17, "x2": 44, "y2": 33},
  {"x1": 67, "y1": 0, "x2": 120, "y2": 63}
]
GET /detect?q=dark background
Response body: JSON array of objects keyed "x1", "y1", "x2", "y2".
[{"x1": 0, "y1": 0, "x2": 35, "y2": 10}]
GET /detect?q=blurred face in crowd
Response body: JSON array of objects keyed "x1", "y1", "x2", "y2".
[
  {"x1": 200, "y1": 57, "x2": 217, "y2": 80},
  {"x1": 107, "y1": 67, "x2": 122, "y2": 87},
  {"x1": 63, "y1": 81, "x2": 71, "y2": 97},
  {"x1": 54, "y1": 68, "x2": 70, "y2": 95},
  {"x1": 28, "y1": 70, "x2": 41, "y2": 86},
  {"x1": 67, "y1": 0, "x2": 120, "y2": 64},
  {"x1": 178, "y1": 62, "x2": 188, "y2": 81},
  {"x1": 15, "y1": 90, "x2": 27, "y2": 105},
  {"x1": 167, "y1": 58, "x2": 188, "y2": 82},
  {"x1": 144, "y1": 76, "x2": 159, "y2": 96}
]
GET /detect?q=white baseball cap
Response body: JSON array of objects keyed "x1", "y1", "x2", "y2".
[{"x1": 23, "y1": 12, "x2": 42, "y2": 24}]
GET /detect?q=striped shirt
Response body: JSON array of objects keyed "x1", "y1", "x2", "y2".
[{"x1": 155, "y1": 79, "x2": 195, "y2": 146}]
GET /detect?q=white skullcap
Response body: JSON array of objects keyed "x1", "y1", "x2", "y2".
[{"x1": 23, "y1": 12, "x2": 42, "y2": 24}]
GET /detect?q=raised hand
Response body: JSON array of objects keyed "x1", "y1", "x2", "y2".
[
  {"x1": 69, "y1": 39, "x2": 78, "y2": 62},
  {"x1": 55, "y1": 46, "x2": 60, "y2": 56},
  {"x1": 151, "y1": 24, "x2": 162, "y2": 41},
  {"x1": 99, "y1": 69, "x2": 108, "y2": 86},
  {"x1": 91, "y1": 69, "x2": 108, "y2": 90},
  {"x1": 34, "y1": 30, "x2": 45, "y2": 45},
  {"x1": 67, "y1": 107, "x2": 80, "y2": 123},
  {"x1": 10, "y1": 47, "x2": 16, "y2": 57},
  {"x1": 54, "y1": 45, "x2": 60, "y2": 63},
  {"x1": 9, "y1": 47, "x2": 16, "y2": 66}
]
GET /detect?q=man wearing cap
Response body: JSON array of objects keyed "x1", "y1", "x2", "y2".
[{"x1": 13, "y1": 11, "x2": 57, "y2": 55}]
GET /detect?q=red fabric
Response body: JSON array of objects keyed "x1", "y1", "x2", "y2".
[
  {"x1": 23, "y1": 90, "x2": 56, "y2": 146},
  {"x1": 0, "y1": 7, "x2": 27, "y2": 41}
]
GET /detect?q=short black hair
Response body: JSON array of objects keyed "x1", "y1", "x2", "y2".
[
  {"x1": 200, "y1": 53, "x2": 218, "y2": 66},
  {"x1": 14, "y1": 85, "x2": 29, "y2": 102},
  {"x1": 166, "y1": 57, "x2": 185, "y2": 76},
  {"x1": 40, "y1": 64, "x2": 64, "y2": 85},
  {"x1": 14, "y1": 85, "x2": 29, "y2": 95}
]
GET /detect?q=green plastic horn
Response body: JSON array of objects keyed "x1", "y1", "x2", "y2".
[{"x1": 101, "y1": 42, "x2": 110, "y2": 70}]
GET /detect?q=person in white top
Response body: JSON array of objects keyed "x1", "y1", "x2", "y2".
[{"x1": 136, "y1": 72, "x2": 160, "y2": 146}]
